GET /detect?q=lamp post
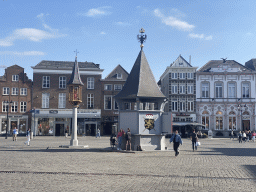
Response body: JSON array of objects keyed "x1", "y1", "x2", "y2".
[
  {"x1": 3, "y1": 100, "x2": 13, "y2": 139},
  {"x1": 68, "y1": 53, "x2": 84, "y2": 146},
  {"x1": 238, "y1": 104, "x2": 247, "y2": 131}
]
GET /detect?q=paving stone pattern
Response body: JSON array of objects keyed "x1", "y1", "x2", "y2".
[{"x1": 0, "y1": 136, "x2": 256, "y2": 191}]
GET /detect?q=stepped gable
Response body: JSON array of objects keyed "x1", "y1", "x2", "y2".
[{"x1": 115, "y1": 49, "x2": 165, "y2": 99}]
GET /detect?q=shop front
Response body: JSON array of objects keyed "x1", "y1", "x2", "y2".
[{"x1": 0, "y1": 115, "x2": 29, "y2": 135}]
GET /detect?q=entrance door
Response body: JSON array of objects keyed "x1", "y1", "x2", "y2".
[
  {"x1": 242, "y1": 120, "x2": 250, "y2": 132},
  {"x1": 56, "y1": 124, "x2": 64, "y2": 136}
]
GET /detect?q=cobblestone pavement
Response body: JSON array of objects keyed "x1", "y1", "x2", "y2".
[{"x1": 0, "y1": 136, "x2": 256, "y2": 192}]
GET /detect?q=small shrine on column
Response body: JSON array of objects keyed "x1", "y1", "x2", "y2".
[{"x1": 115, "y1": 29, "x2": 167, "y2": 151}]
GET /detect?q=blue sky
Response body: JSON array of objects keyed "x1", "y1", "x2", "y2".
[{"x1": 1, "y1": 0, "x2": 256, "y2": 81}]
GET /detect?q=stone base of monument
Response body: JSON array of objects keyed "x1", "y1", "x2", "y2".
[
  {"x1": 59, "y1": 145, "x2": 89, "y2": 148},
  {"x1": 132, "y1": 134, "x2": 166, "y2": 151}
]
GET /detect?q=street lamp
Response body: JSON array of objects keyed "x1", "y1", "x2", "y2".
[
  {"x1": 238, "y1": 104, "x2": 247, "y2": 131},
  {"x1": 3, "y1": 100, "x2": 13, "y2": 139}
]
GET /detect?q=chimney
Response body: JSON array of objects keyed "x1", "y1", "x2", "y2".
[
  {"x1": 95, "y1": 64, "x2": 100, "y2": 68},
  {"x1": 189, "y1": 55, "x2": 191, "y2": 65}
]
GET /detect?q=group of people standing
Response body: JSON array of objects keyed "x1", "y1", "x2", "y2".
[
  {"x1": 114, "y1": 128, "x2": 131, "y2": 151},
  {"x1": 11, "y1": 127, "x2": 31, "y2": 145},
  {"x1": 238, "y1": 130, "x2": 256, "y2": 143}
]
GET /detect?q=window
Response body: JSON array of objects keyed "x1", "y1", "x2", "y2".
[
  {"x1": 11, "y1": 101, "x2": 18, "y2": 112},
  {"x1": 2, "y1": 102, "x2": 8, "y2": 112},
  {"x1": 59, "y1": 76, "x2": 66, "y2": 89},
  {"x1": 202, "y1": 83, "x2": 209, "y2": 98},
  {"x1": 242, "y1": 82, "x2": 249, "y2": 98},
  {"x1": 42, "y1": 93, "x2": 50, "y2": 108},
  {"x1": 114, "y1": 84, "x2": 122, "y2": 91},
  {"x1": 104, "y1": 95, "x2": 112, "y2": 110},
  {"x1": 179, "y1": 73, "x2": 186, "y2": 79},
  {"x1": 173, "y1": 117, "x2": 179, "y2": 122},
  {"x1": 42, "y1": 76, "x2": 50, "y2": 88},
  {"x1": 20, "y1": 102, "x2": 27, "y2": 112},
  {"x1": 229, "y1": 111, "x2": 236, "y2": 130},
  {"x1": 172, "y1": 100, "x2": 178, "y2": 111},
  {"x1": 188, "y1": 100, "x2": 194, "y2": 112},
  {"x1": 215, "y1": 82, "x2": 222, "y2": 98},
  {"x1": 58, "y1": 93, "x2": 66, "y2": 108},
  {"x1": 87, "y1": 93, "x2": 94, "y2": 109},
  {"x1": 87, "y1": 77, "x2": 94, "y2": 89},
  {"x1": 3, "y1": 87, "x2": 9, "y2": 95},
  {"x1": 114, "y1": 100, "x2": 119, "y2": 110},
  {"x1": 202, "y1": 111, "x2": 209, "y2": 129},
  {"x1": 187, "y1": 84, "x2": 193, "y2": 94},
  {"x1": 104, "y1": 84, "x2": 112, "y2": 91},
  {"x1": 12, "y1": 75, "x2": 19, "y2": 81},
  {"x1": 117, "y1": 73, "x2": 122, "y2": 79},
  {"x1": 179, "y1": 85, "x2": 185, "y2": 94},
  {"x1": 124, "y1": 102, "x2": 131, "y2": 110},
  {"x1": 171, "y1": 85, "x2": 178, "y2": 94},
  {"x1": 171, "y1": 73, "x2": 177, "y2": 79},
  {"x1": 215, "y1": 111, "x2": 223, "y2": 130},
  {"x1": 12, "y1": 88, "x2": 18, "y2": 95},
  {"x1": 179, "y1": 100, "x2": 186, "y2": 112},
  {"x1": 20, "y1": 88, "x2": 27, "y2": 95},
  {"x1": 228, "y1": 83, "x2": 236, "y2": 98},
  {"x1": 187, "y1": 73, "x2": 194, "y2": 79}
]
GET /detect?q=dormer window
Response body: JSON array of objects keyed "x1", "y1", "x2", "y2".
[
  {"x1": 12, "y1": 75, "x2": 19, "y2": 81},
  {"x1": 117, "y1": 73, "x2": 122, "y2": 79}
]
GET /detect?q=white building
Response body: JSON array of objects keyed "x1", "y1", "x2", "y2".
[{"x1": 196, "y1": 59, "x2": 256, "y2": 137}]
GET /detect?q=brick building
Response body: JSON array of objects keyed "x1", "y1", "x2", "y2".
[
  {"x1": 100, "y1": 65, "x2": 129, "y2": 135},
  {"x1": 31, "y1": 58, "x2": 103, "y2": 136},
  {"x1": 0, "y1": 65, "x2": 32, "y2": 135}
]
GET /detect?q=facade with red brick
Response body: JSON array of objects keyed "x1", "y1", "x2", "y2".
[{"x1": 0, "y1": 65, "x2": 32, "y2": 135}]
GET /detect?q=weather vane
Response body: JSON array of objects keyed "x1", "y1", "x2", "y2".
[
  {"x1": 74, "y1": 49, "x2": 79, "y2": 57},
  {"x1": 137, "y1": 28, "x2": 147, "y2": 49}
]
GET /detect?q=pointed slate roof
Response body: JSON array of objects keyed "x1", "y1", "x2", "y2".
[
  {"x1": 115, "y1": 50, "x2": 166, "y2": 100},
  {"x1": 67, "y1": 56, "x2": 84, "y2": 85}
]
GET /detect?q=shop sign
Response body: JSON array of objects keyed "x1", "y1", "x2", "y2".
[{"x1": 49, "y1": 110, "x2": 58, "y2": 114}]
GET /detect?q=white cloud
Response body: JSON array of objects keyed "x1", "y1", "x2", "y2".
[
  {"x1": 154, "y1": 9, "x2": 194, "y2": 31},
  {"x1": 0, "y1": 65, "x2": 7, "y2": 68},
  {"x1": 189, "y1": 33, "x2": 212, "y2": 40},
  {"x1": 79, "y1": 6, "x2": 112, "y2": 17},
  {"x1": 100, "y1": 32, "x2": 106, "y2": 35},
  {"x1": 0, "y1": 51, "x2": 45, "y2": 56},
  {"x1": 0, "y1": 13, "x2": 66, "y2": 47},
  {"x1": 115, "y1": 22, "x2": 131, "y2": 26}
]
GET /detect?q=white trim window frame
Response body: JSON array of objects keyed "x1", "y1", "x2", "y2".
[
  {"x1": 12, "y1": 87, "x2": 18, "y2": 95},
  {"x1": 124, "y1": 102, "x2": 131, "y2": 110},
  {"x1": 87, "y1": 93, "x2": 94, "y2": 109},
  {"x1": 215, "y1": 82, "x2": 223, "y2": 98},
  {"x1": 171, "y1": 84, "x2": 178, "y2": 94},
  {"x1": 59, "y1": 76, "x2": 66, "y2": 89},
  {"x1": 58, "y1": 93, "x2": 66, "y2": 108},
  {"x1": 242, "y1": 82, "x2": 250, "y2": 98},
  {"x1": 187, "y1": 84, "x2": 193, "y2": 94},
  {"x1": 11, "y1": 101, "x2": 18, "y2": 112},
  {"x1": 2, "y1": 102, "x2": 8, "y2": 112},
  {"x1": 3, "y1": 87, "x2": 10, "y2": 95},
  {"x1": 42, "y1": 76, "x2": 50, "y2": 88},
  {"x1": 215, "y1": 112, "x2": 223, "y2": 130},
  {"x1": 202, "y1": 111, "x2": 209, "y2": 130},
  {"x1": 172, "y1": 100, "x2": 178, "y2": 111},
  {"x1": 114, "y1": 84, "x2": 122, "y2": 91},
  {"x1": 179, "y1": 100, "x2": 186, "y2": 112},
  {"x1": 202, "y1": 83, "x2": 209, "y2": 98},
  {"x1": 114, "y1": 99, "x2": 119, "y2": 110},
  {"x1": 187, "y1": 73, "x2": 194, "y2": 79},
  {"x1": 20, "y1": 88, "x2": 27, "y2": 96},
  {"x1": 171, "y1": 73, "x2": 178, "y2": 79},
  {"x1": 229, "y1": 112, "x2": 236, "y2": 130},
  {"x1": 42, "y1": 93, "x2": 50, "y2": 108},
  {"x1": 12, "y1": 75, "x2": 19, "y2": 81},
  {"x1": 104, "y1": 95, "x2": 112, "y2": 110},
  {"x1": 117, "y1": 73, "x2": 122, "y2": 79},
  {"x1": 20, "y1": 101, "x2": 27, "y2": 113},
  {"x1": 179, "y1": 84, "x2": 185, "y2": 94},
  {"x1": 228, "y1": 82, "x2": 236, "y2": 98},
  {"x1": 104, "y1": 84, "x2": 112, "y2": 91},
  {"x1": 187, "y1": 100, "x2": 194, "y2": 112},
  {"x1": 87, "y1": 77, "x2": 94, "y2": 89},
  {"x1": 179, "y1": 73, "x2": 186, "y2": 79}
]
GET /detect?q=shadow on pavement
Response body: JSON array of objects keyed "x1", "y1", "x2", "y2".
[
  {"x1": 243, "y1": 165, "x2": 256, "y2": 178},
  {"x1": 200, "y1": 148, "x2": 256, "y2": 157}
]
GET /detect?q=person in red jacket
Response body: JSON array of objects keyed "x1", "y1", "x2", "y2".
[
  {"x1": 252, "y1": 131, "x2": 256, "y2": 142},
  {"x1": 117, "y1": 129, "x2": 124, "y2": 150}
]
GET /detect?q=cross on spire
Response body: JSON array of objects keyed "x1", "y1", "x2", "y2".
[{"x1": 74, "y1": 49, "x2": 79, "y2": 57}]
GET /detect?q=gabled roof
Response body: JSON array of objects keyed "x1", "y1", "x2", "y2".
[
  {"x1": 170, "y1": 55, "x2": 192, "y2": 68},
  {"x1": 115, "y1": 50, "x2": 166, "y2": 100},
  {"x1": 67, "y1": 57, "x2": 84, "y2": 85},
  {"x1": 104, "y1": 64, "x2": 129, "y2": 81},
  {"x1": 198, "y1": 60, "x2": 252, "y2": 72},
  {"x1": 32, "y1": 60, "x2": 100, "y2": 70}
]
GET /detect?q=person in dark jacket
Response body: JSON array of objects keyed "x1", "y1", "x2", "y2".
[
  {"x1": 170, "y1": 130, "x2": 183, "y2": 156},
  {"x1": 191, "y1": 129, "x2": 198, "y2": 151}
]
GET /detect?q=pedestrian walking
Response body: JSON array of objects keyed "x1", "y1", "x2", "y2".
[
  {"x1": 191, "y1": 129, "x2": 198, "y2": 151},
  {"x1": 65, "y1": 128, "x2": 68, "y2": 138},
  {"x1": 125, "y1": 128, "x2": 132, "y2": 151},
  {"x1": 230, "y1": 130, "x2": 234, "y2": 139},
  {"x1": 252, "y1": 131, "x2": 256, "y2": 142},
  {"x1": 96, "y1": 128, "x2": 101, "y2": 138},
  {"x1": 13, "y1": 127, "x2": 18, "y2": 141},
  {"x1": 238, "y1": 131, "x2": 242, "y2": 143},
  {"x1": 242, "y1": 131, "x2": 246, "y2": 143},
  {"x1": 248, "y1": 131, "x2": 252, "y2": 142},
  {"x1": 169, "y1": 130, "x2": 183, "y2": 156},
  {"x1": 117, "y1": 129, "x2": 124, "y2": 150},
  {"x1": 24, "y1": 128, "x2": 30, "y2": 146}
]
